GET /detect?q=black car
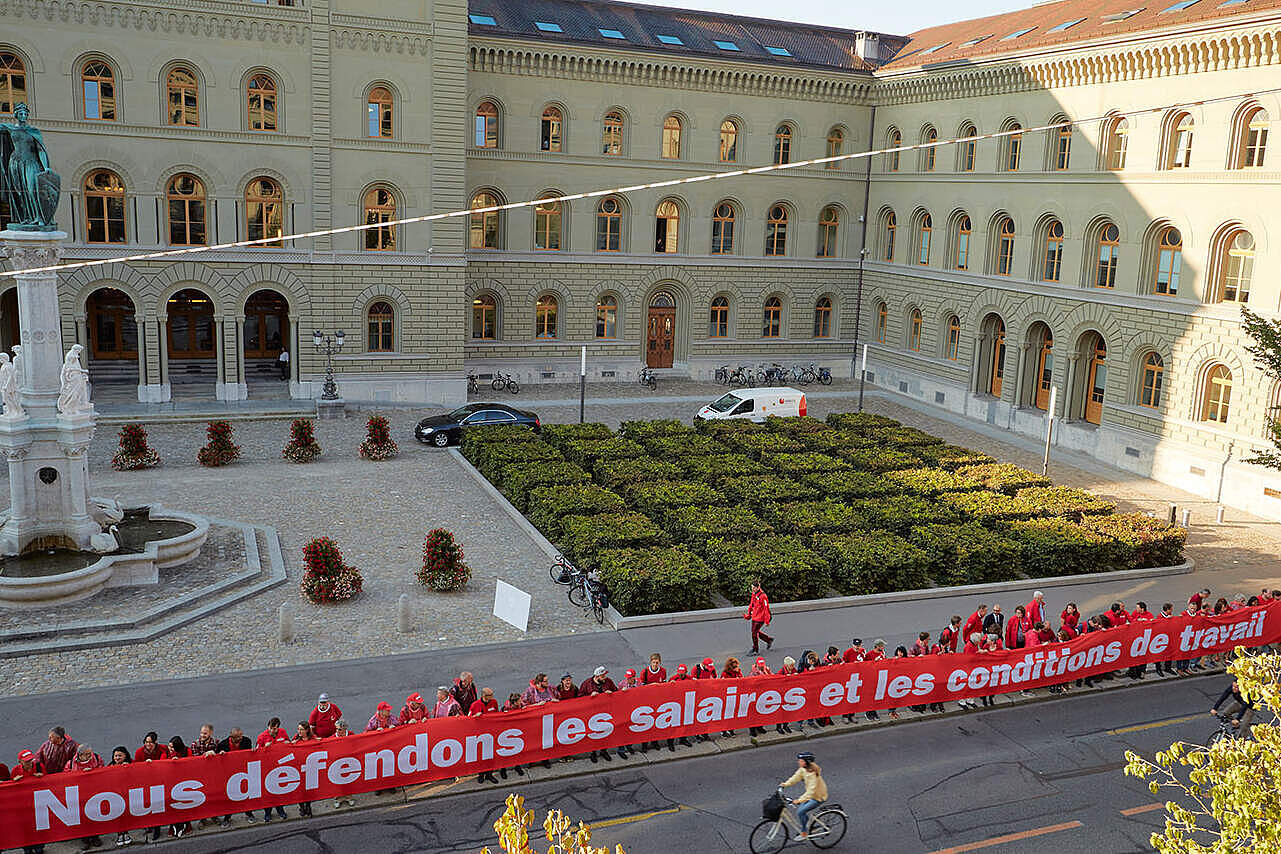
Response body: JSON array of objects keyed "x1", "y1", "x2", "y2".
[{"x1": 414, "y1": 403, "x2": 541, "y2": 447}]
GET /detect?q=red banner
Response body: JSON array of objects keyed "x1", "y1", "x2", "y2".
[{"x1": 3, "y1": 603, "x2": 1278, "y2": 847}]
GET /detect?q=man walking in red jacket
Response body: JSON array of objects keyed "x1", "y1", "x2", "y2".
[{"x1": 745, "y1": 580, "x2": 774, "y2": 654}]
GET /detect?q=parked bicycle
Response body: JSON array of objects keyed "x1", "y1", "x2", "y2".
[
  {"x1": 714, "y1": 365, "x2": 732, "y2": 384},
  {"x1": 750, "y1": 790, "x2": 847, "y2": 853},
  {"x1": 467, "y1": 374, "x2": 480, "y2": 394},
  {"x1": 727, "y1": 365, "x2": 755, "y2": 387},
  {"x1": 491, "y1": 370, "x2": 520, "y2": 394},
  {"x1": 567, "y1": 566, "x2": 609, "y2": 625},
  {"x1": 549, "y1": 554, "x2": 582, "y2": 586},
  {"x1": 639, "y1": 367, "x2": 658, "y2": 390}
]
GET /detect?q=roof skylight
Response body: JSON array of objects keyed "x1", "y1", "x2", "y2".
[
  {"x1": 534, "y1": 21, "x2": 563, "y2": 32},
  {"x1": 1048, "y1": 17, "x2": 1086, "y2": 31},
  {"x1": 961, "y1": 34, "x2": 992, "y2": 46},
  {"x1": 656, "y1": 34, "x2": 684, "y2": 45},
  {"x1": 1000, "y1": 26, "x2": 1036, "y2": 40},
  {"x1": 469, "y1": 14, "x2": 497, "y2": 25},
  {"x1": 920, "y1": 42, "x2": 950, "y2": 54},
  {"x1": 765, "y1": 46, "x2": 793, "y2": 56},
  {"x1": 1102, "y1": 8, "x2": 1144, "y2": 21},
  {"x1": 713, "y1": 40, "x2": 741, "y2": 51},
  {"x1": 1218, "y1": 0, "x2": 1248, "y2": 5},
  {"x1": 598, "y1": 28, "x2": 625, "y2": 39},
  {"x1": 1162, "y1": 0, "x2": 1200, "y2": 10}
]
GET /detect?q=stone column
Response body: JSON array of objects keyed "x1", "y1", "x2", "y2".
[
  {"x1": 232, "y1": 315, "x2": 248, "y2": 400},
  {"x1": 3, "y1": 232, "x2": 68, "y2": 415},
  {"x1": 157, "y1": 314, "x2": 172, "y2": 402},
  {"x1": 214, "y1": 318, "x2": 227, "y2": 400}
]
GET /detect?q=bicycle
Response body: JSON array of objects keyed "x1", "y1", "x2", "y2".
[
  {"x1": 467, "y1": 374, "x2": 479, "y2": 394},
  {"x1": 728, "y1": 365, "x2": 754, "y2": 387},
  {"x1": 549, "y1": 554, "x2": 582, "y2": 586},
  {"x1": 567, "y1": 570, "x2": 609, "y2": 624},
  {"x1": 814, "y1": 364, "x2": 833, "y2": 385},
  {"x1": 491, "y1": 370, "x2": 520, "y2": 394},
  {"x1": 750, "y1": 791, "x2": 847, "y2": 853},
  {"x1": 639, "y1": 367, "x2": 657, "y2": 390},
  {"x1": 1207, "y1": 711, "x2": 1242, "y2": 747},
  {"x1": 714, "y1": 365, "x2": 731, "y2": 384}
]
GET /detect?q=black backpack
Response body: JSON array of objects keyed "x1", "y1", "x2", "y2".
[{"x1": 762, "y1": 792, "x2": 784, "y2": 821}]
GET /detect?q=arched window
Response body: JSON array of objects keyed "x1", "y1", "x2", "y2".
[
  {"x1": 367, "y1": 86, "x2": 393, "y2": 138},
  {"x1": 908, "y1": 308, "x2": 922, "y2": 351},
  {"x1": 367, "y1": 301, "x2": 394, "y2": 352},
  {"x1": 595, "y1": 294, "x2": 618, "y2": 339},
  {"x1": 165, "y1": 173, "x2": 206, "y2": 246},
  {"x1": 995, "y1": 217, "x2": 1016, "y2": 276},
  {"x1": 475, "y1": 101, "x2": 499, "y2": 148},
  {"x1": 825, "y1": 127, "x2": 844, "y2": 168},
  {"x1": 84, "y1": 169, "x2": 126, "y2": 243},
  {"x1": 954, "y1": 215, "x2": 971, "y2": 270},
  {"x1": 1167, "y1": 113, "x2": 1194, "y2": 169},
  {"x1": 535, "y1": 294, "x2": 558, "y2": 339},
  {"x1": 1041, "y1": 220, "x2": 1064, "y2": 282},
  {"x1": 602, "y1": 110, "x2": 624, "y2": 155},
  {"x1": 709, "y1": 296, "x2": 730, "y2": 338},
  {"x1": 0, "y1": 52, "x2": 26, "y2": 115},
  {"x1": 1033, "y1": 327, "x2": 1054, "y2": 410},
  {"x1": 988, "y1": 317, "x2": 1007, "y2": 396},
  {"x1": 1154, "y1": 227, "x2": 1182, "y2": 296},
  {"x1": 921, "y1": 126, "x2": 938, "y2": 171},
  {"x1": 813, "y1": 296, "x2": 832, "y2": 338},
  {"x1": 661, "y1": 115, "x2": 682, "y2": 159},
  {"x1": 1139, "y1": 352, "x2": 1164, "y2": 408},
  {"x1": 882, "y1": 211, "x2": 896, "y2": 262},
  {"x1": 655, "y1": 200, "x2": 679, "y2": 253},
  {"x1": 719, "y1": 119, "x2": 738, "y2": 163},
  {"x1": 472, "y1": 294, "x2": 497, "y2": 340},
  {"x1": 363, "y1": 187, "x2": 397, "y2": 251},
  {"x1": 1001, "y1": 121, "x2": 1022, "y2": 171},
  {"x1": 166, "y1": 66, "x2": 199, "y2": 127},
  {"x1": 596, "y1": 197, "x2": 622, "y2": 252},
  {"x1": 245, "y1": 177, "x2": 284, "y2": 246},
  {"x1": 247, "y1": 73, "x2": 277, "y2": 131},
  {"x1": 916, "y1": 213, "x2": 932, "y2": 266},
  {"x1": 1094, "y1": 223, "x2": 1120, "y2": 288},
  {"x1": 534, "y1": 198, "x2": 561, "y2": 251},
  {"x1": 1202, "y1": 365, "x2": 1232, "y2": 424},
  {"x1": 1084, "y1": 334, "x2": 1107, "y2": 424},
  {"x1": 875, "y1": 301, "x2": 887, "y2": 343},
  {"x1": 774, "y1": 124, "x2": 793, "y2": 165},
  {"x1": 762, "y1": 297, "x2": 783, "y2": 338},
  {"x1": 818, "y1": 206, "x2": 840, "y2": 258},
  {"x1": 469, "y1": 191, "x2": 501, "y2": 249},
  {"x1": 1105, "y1": 117, "x2": 1129, "y2": 170},
  {"x1": 765, "y1": 205, "x2": 788, "y2": 256},
  {"x1": 1053, "y1": 121, "x2": 1071, "y2": 170},
  {"x1": 81, "y1": 60, "x2": 116, "y2": 121},
  {"x1": 945, "y1": 315, "x2": 961, "y2": 360},
  {"x1": 1238, "y1": 107, "x2": 1269, "y2": 168},
  {"x1": 959, "y1": 124, "x2": 977, "y2": 172},
  {"x1": 1218, "y1": 229, "x2": 1254, "y2": 303},
  {"x1": 711, "y1": 202, "x2": 735, "y2": 254},
  {"x1": 540, "y1": 106, "x2": 563, "y2": 152},
  {"x1": 886, "y1": 128, "x2": 901, "y2": 171}
]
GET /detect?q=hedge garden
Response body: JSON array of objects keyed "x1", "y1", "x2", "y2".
[{"x1": 461, "y1": 414, "x2": 1186, "y2": 617}]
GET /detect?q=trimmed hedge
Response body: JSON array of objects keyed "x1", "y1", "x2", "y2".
[
  {"x1": 1081, "y1": 514, "x2": 1187, "y2": 569},
  {"x1": 800, "y1": 470, "x2": 901, "y2": 500},
  {"x1": 596, "y1": 546, "x2": 717, "y2": 616},
  {"x1": 642, "y1": 434, "x2": 732, "y2": 459},
  {"x1": 473, "y1": 441, "x2": 563, "y2": 484},
  {"x1": 847, "y1": 495, "x2": 961, "y2": 534},
  {"x1": 459, "y1": 424, "x2": 539, "y2": 451},
  {"x1": 938, "y1": 489, "x2": 1047, "y2": 523},
  {"x1": 500, "y1": 461, "x2": 590, "y2": 511},
  {"x1": 794, "y1": 430, "x2": 871, "y2": 453},
  {"x1": 957, "y1": 463, "x2": 1053, "y2": 495},
  {"x1": 910, "y1": 522, "x2": 1022, "y2": 586},
  {"x1": 1006, "y1": 517, "x2": 1118, "y2": 578},
  {"x1": 763, "y1": 416, "x2": 833, "y2": 436},
  {"x1": 837, "y1": 447, "x2": 923, "y2": 472},
  {"x1": 680, "y1": 453, "x2": 769, "y2": 479},
  {"x1": 665, "y1": 505, "x2": 771, "y2": 549},
  {"x1": 880, "y1": 426, "x2": 946, "y2": 448},
  {"x1": 705, "y1": 535, "x2": 830, "y2": 604},
  {"x1": 914, "y1": 444, "x2": 997, "y2": 471},
  {"x1": 813, "y1": 531, "x2": 929, "y2": 595},
  {"x1": 560, "y1": 437, "x2": 646, "y2": 467},
  {"x1": 721, "y1": 474, "x2": 819, "y2": 506},
  {"x1": 1016, "y1": 486, "x2": 1117, "y2": 520},
  {"x1": 761, "y1": 451, "x2": 851, "y2": 475},
  {"x1": 594, "y1": 457, "x2": 685, "y2": 487},
  {"x1": 884, "y1": 467, "x2": 984, "y2": 496},
  {"x1": 619, "y1": 419, "x2": 695, "y2": 440},
  {"x1": 561, "y1": 512, "x2": 664, "y2": 568},
  {"x1": 825, "y1": 412, "x2": 900, "y2": 432},
  {"x1": 624, "y1": 479, "x2": 727, "y2": 518},
  {"x1": 695, "y1": 419, "x2": 765, "y2": 436},
  {"x1": 759, "y1": 500, "x2": 864, "y2": 535},
  {"x1": 539, "y1": 423, "x2": 614, "y2": 446},
  {"x1": 527, "y1": 483, "x2": 627, "y2": 539},
  {"x1": 722, "y1": 432, "x2": 806, "y2": 458}
]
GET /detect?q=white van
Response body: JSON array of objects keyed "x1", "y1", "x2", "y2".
[{"x1": 696, "y1": 387, "x2": 807, "y2": 422}]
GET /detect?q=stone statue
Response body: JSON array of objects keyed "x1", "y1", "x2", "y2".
[
  {"x1": 0, "y1": 352, "x2": 22, "y2": 419},
  {"x1": 11, "y1": 344, "x2": 23, "y2": 391},
  {"x1": 0, "y1": 103, "x2": 60, "y2": 232},
  {"x1": 57, "y1": 344, "x2": 91, "y2": 415}
]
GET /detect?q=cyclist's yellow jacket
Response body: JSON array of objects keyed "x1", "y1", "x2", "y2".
[{"x1": 781, "y1": 765, "x2": 828, "y2": 804}]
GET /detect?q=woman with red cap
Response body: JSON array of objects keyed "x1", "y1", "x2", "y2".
[
  {"x1": 11, "y1": 749, "x2": 43, "y2": 780},
  {"x1": 366, "y1": 701, "x2": 397, "y2": 732},
  {"x1": 748, "y1": 657, "x2": 772, "y2": 739},
  {"x1": 691, "y1": 658, "x2": 717, "y2": 740},
  {"x1": 668, "y1": 665, "x2": 695, "y2": 748},
  {"x1": 398, "y1": 693, "x2": 431, "y2": 725},
  {"x1": 719, "y1": 657, "x2": 743, "y2": 738}
]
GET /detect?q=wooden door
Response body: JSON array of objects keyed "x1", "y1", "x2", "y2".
[
  {"x1": 646, "y1": 307, "x2": 675, "y2": 368},
  {"x1": 1085, "y1": 337, "x2": 1107, "y2": 424}
]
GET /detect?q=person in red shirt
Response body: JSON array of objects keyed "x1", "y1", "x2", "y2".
[
  {"x1": 1109, "y1": 602, "x2": 1130, "y2": 627},
  {"x1": 134, "y1": 731, "x2": 170, "y2": 764},
  {"x1": 254, "y1": 718, "x2": 291, "y2": 821},
  {"x1": 641, "y1": 653, "x2": 667, "y2": 684},
  {"x1": 962, "y1": 632, "x2": 982, "y2": 655},
  {"x1": 66, "y1": 744, "x2": 105, "y2": 850},
  {"x1": 1059, "y1": 603, "x2": 1081, "y2": 637},
  {"x1": 308, "y1": 693, "x2": 342, "y2": 738},
  {"x1": 744, "y1": 580, "x2": 774, "y2": 654},
  {"x1": 962, "y1": 605, "x2": 987, "y2": 644},
  {"x1": 1130, "y1": 601, "x2": 1155, "y2": 622},
  {"x1": 10, "y1": 749, "x2": 43, "y2": 781},
  {"x1": 910, "y1": 632, "x2": 931, "y2": 656},
  {"x1": 468, "y1": 689, "x2": 502, "y2": 783},
  {"x1": 842, "y1": 638, "x2": 866, "y2": 663},
  {"x1": 939, "y1": 616, "x2": 962, "y2": 653},
  {"x1": 1188, "y1": 588, "x2": 1210, "y2": 611},
  {"x1": 620, "y1": 668, "x2": 640, "y2": 690},
  {"x1": 670, "y1": 663, "x2": 692, "y2": 680},
  {"x1": 694, "y1": 657, "x2": 717, "y2": 679},
  {"x1": 579, "y1": 667, "x2": 626, "y2": 758},
  {"x1": 1005, "y1": 605, "x2": 1029, "y2": 650},
  {"x1": 865, "y1": 640, "x2": 887, "y2": 662},
  {"x1": 553, "y1": 673, "x2": 580, "y2": 701},
  {"x1": 399, "y1": 693, "x2": 431, "y2": 725},
  {"x1": 1026, "y1": 591, "x2": 1047, "y2": 625}
]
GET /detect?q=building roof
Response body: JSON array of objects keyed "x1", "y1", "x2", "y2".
[
  {"x1": 467, "y1": 0, "x2": 908, "y2": 71},
  {"x1": 881, "y1": 0, "x2": 1281, "y2": 71}
]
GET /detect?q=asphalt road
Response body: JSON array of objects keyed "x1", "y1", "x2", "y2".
[{"x1": 122, "y1": 675, "x2": 1227, "y2": 854}]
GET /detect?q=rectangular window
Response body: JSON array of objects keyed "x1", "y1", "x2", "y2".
[
  {"x1": 1001, "y1": 27, "x2": 1036, "y2": 40},
  {"x1": 1049, "y1": 18, "x2": 1086, "y2": 31},
  {"x1": 1096, "y1": 246, "x2": 1118, "y2": 288},
  {"x1": 468, "y1": 14, "x2": 497, "y2": 25},
  {"x1": 1162, "y1": 0, "x2": 1201, "y2": 11},
  {"x1": 1055, "y1": 127, "x2": 1071, "y2": 170},
  {"x1": 713, "y1": 40, "x2": 740, "y2": 51},
  {"x1": 656, "y1": 34, "x2": 684, "y2": 45},
  {"x1": 598, "y1": 28, "x2": 625, "y2": 39},
  {"x1": 765, "y1": 46, "x2": 792, "y2": 56},
  {"x1": 1155, "y1": 249, "x2": 1181, "y2": 295},
  {"x1": 534, "y1": 21, "x2": 562, "y2": 32}
]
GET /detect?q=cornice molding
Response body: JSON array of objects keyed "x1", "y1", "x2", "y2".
[{"x1": 1, "y1": 0, "x2": 309, "y2": 45}]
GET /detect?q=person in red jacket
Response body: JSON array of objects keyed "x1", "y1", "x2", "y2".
[
  {"x1": 641, "y1": 653, "x2": 667, "y2": 684},
  {"x1": 11, "y1": 749, "x2": 43, "y2": 780},
  {"x1": 962, "y1": 605, "x2": 987, "y2": 643},
  {"x1": 962, "y1": 632, "x2": 982, "y2": 655},
  {"x1": 1060, "y1": 602, "x2": 1081, "y2": 637},
  {"x1": 67, "y1": 744, "x2": 105, "y2": 850},
  {"x1": 469, "y1": 688, "x2": 500, "y2": 716},
  {"x1": 399, "y1": 693, "x2": 431, "y2": 725},
  {"x1": 1109, "y1": 602, "x2": 1131, "y2": 627},
  {"x1": 842, "y1": 638, "x2": 866, "y2": 662},
  {"x1": 910, "y1": 632, "x2": 931, "y2": 656},
  {"x1": 309, "y1": 693, "x2": 342, "y2": 738},
  {"x1": 1005, "y1": 605, "x2": 1030, "y2": 650},
  {"x1": 694, "y1": 657, "x2": 717, "y2": 679},
  {"x1": 1130, "y1": 601, "x2": 1156, "y2": 622},
  {"x1": 134, "y1": 731, "x2": 170, "y2": 764},
  {"x1": 939, "y1": 616, "x2": 962, "y2": 653},
  {"x1": 1026, "y1": 591, "x2": 1047, "y2": 625},
  {"x1": 745, "y1": 580, "x2": 774, "y2": 654},
  {"x1": 254, "y1": 718, "x2": 291, "y2": 821},
  {"x1": 554, "y1": 672, "x2": 580, "y2": 701},
  {"x1": 865, "y1": 640, "x2": 887, "y2": 662}
]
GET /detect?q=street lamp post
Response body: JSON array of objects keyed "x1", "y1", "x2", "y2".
[{"x1": 312, "y1": 329, "x2": 346, "y2": 401}]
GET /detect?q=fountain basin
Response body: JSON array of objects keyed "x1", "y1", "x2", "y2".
[{"x1": 0, "y1": 503, "x2": 208, "y2": 608}]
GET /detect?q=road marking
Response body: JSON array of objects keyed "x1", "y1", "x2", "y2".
[
  {"x1": 1120, "y1": 803, "x2": 1166, "y2": 816},
  {"x1": 1109, "y1": 714, "x2": 1202, "y2": 734},
  {"x1": 926, "y1": 821, "x2": 1083, "y2": 854},
  {"x1": 592, "y1": 805, "x2": 686, "y2": 828}
]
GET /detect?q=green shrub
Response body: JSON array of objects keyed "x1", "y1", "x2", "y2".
[
  {"x1": 825, "y1": 412, "x2": 900, "y2": 432},
  {"x1": 459, "y1": 424, "x2": 539, "y2": 456},
  {"x1": 938, "y1": 489, "x2": 1047, "y2": 523},
  {"x1": 884, "y1": 467, "x2": 984, "y2": 496},
  {"x1": 759, "y1": 500, "x2": 864, "y2": 536},
  {"x1": 914, "y1": 444, "x2": 997, "y2": 470},
  {"x1": 837, "y1": 447, "x2": 923, "y2": 472},
  {"x1": 761, "y1": 452, "x2": 851, "y2": 475},
  {"x1": 795, "y1": 430, "x2": 871, "y2": 453},
  {"x1": 1015, "y1": 486, "x2": 1117, "y2": 520},
  {"x1": 540, "y1": 423, "x2": 614, "y2": 447},
  {"x1": 561, "y1": 512, "x2": 665, "y2": 568},
  {"x1": 880, "y1": 426, "x2": 946, "y2": 448},
  {"x1": 472, "y1": 441, "x2": 562, "y2": 484},
  {"x1": 560, "y1": 437, "x2": 646, "y2": 467},
  {"x1": 1006, "y1": 517, "x2": 1119, "y2": 577},
  {"x1": 723, "y1": 432, "x2": 806, "y2": 458},
  {"x1": 910, "y1": 522, "x2": 1022, "y2": 586},
  {"x1": 624, "y1": 479, "x2": 726, "y2": 517},
  {"x1": 665, "y1": 505, "x2": 771, "y2": 548},
  {"x1": 763, "y1": 416, "x2": 832, "y2": 436},
  {"x1": 1081, "y1": 513, "x2": 1186, "y2": 568},
  {"x1": 800, "y1": 470, "x2": 901, "y2": 500},
  {"x1": 527, "y1": 483, "x2": 628, "y2": 539},
  {"x1": 499, "y1": 461, "x2": 591, "y2": 511},
  {"x1": 680, "y1": 453, "x2": 769, "y2": 479},
  {"x1": 847, "y1": 495, "x2": 960, "y2": 534},
  {"x1": 721, "y1": 474, "x2": 818, "y2": 506},
  {"x1": 957, "y1": 463, "x2": 1052, "y2": 494},
  {"x1": 619, "y1": 419, "x2": 694, "y2": 440},
  {"x1": 695, "y1": 419, "x2": 765, "y2": 436},
  {"x1": 594, "y1": 457, "x2": 685, "y2": 488},
  {"x1": 596, "y1": 546, "x2": 717, "y2": 615},
  {"x1": 705, "y1": 535, "x2": 830, "y2": 604},
  {"x1": 642, "y1": 434, "x2": 731, "y2": 459},
  {"x1": 813, "y1": 531, "x2": 929, "y2": 595}
]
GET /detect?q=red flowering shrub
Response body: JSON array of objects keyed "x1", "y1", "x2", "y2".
[
  {"x1": 197, "y1": 421, "x2": 241, "y2": 467},
  {"x1": 300, "y1": 536, "x2": 363, "y2": 604},
  {"x1": 111, "y1": 423, "x2": 161, "y2": 471},
  {"x1": 418, "y1": 528, "x2": 470, "y2": 591},
  {"x1": 282, "y1": 418, "x2": 322, "y2": 463},
  {"x1": 360, "y1": 415, "x2": 399, "y2": 461}
]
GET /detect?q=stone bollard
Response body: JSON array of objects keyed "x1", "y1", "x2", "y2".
[
  {"x1": 397, "y1": 593, "x2": 411, "y2": 633},
  {"x1": 1216, "y1": 505, "x2": 1225, "y2": 524},
  {"x1": 1180, "y1": 508, "x2": 1191, "y2": 527},
  {"x1": 278, "y1": 603, "x2": 294, "y2": 644},
  {"x1": 1168, "y1": 503, "x2": 1179, "y2": 525}
]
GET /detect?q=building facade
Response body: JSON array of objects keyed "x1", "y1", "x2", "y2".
[{"x1": 1, "y1": 0, "x2": 1280, "y2": 514}]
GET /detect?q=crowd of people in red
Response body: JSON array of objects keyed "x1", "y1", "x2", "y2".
[{"x1": 3, "y1": 584, "x2": 1272, "y2": 853}]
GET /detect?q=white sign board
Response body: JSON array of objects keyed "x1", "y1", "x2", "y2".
[{"x1": 493, "y1": 579, "x2": 532, "y2": 632}]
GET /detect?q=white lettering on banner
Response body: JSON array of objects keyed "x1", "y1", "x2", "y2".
[
  {"x1": 127, "y1": 785, "x2": 166, "y2": 816},
  {"x1": 365, "y1": 749, "x2": 397, "y2": 781},
  {"x1": 264, "y1": 765, "x2": 300, "y2": 796},
  {"x1": 328, "y1": 757, "x2": 361, "y2": 785},
  {"x1": 397, "y1": 734, "x2": 430, "y2": 774},
  {"x1": 301, "y1": 751, "x2": 328, "y2": 789},
  {"x1": 34, "y1": 787, "x2": 80, "y2": 831},
  {"x1": 227, "y1": 762, "x2": 261, "y2": 801},
  {"x1": 783, "y1": 688, "x2": 806, "y2": 711},
  {"x1": 171, "y1": 781, "x2": 205, "y2": 810},
  {"x1": 496, "y1": 728, "x2": 524, "y2": 757},
  {"x1": 820, "y1": 682, "x2": 844, "y2": 706},
  {"x1": 85, "y1": 792, "x2": 126, "y2": 822}
]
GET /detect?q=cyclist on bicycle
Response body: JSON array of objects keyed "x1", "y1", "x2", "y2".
[
  {"x1": 780, "y1": 752, "x2": 827, "y2": 839},
  {"x1": 1210, "y1": 679, "x2": 1255, "y2": 737}
]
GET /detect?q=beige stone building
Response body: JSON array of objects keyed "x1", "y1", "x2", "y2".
[{"x1": 1, "y1": 0, "x2": 1280, "y2": 514}]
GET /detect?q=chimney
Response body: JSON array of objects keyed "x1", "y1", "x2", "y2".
[{"x1": 854, "y1": 31, "x2": 880, "y2": 63}]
